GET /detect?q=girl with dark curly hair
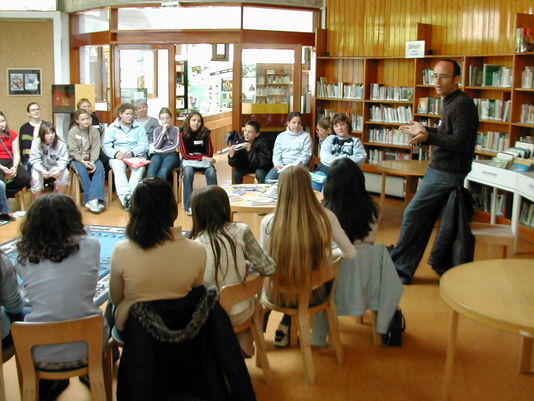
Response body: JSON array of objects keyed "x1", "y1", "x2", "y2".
[{"x1": 15, "y1": 193, "x2": 107, "y2": 399}]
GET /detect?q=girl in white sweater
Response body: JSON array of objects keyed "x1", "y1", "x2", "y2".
[
  {"x1": 190, "y1": 185, "x2": 275, "y2": 356},
  {"x1": 29, "y1": 122, "x2": 69, "y2": 198}
]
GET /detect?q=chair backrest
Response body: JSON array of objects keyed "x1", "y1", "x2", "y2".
[
  {"x1": 11, "y1": 314, "x2": 105, "y2": 373},
  {"x1": 219, "y1": 274, "x2": 264, "y2": 314},
  {"x1": 266, "y1": 257, "x2": 342, "y2": 307}
]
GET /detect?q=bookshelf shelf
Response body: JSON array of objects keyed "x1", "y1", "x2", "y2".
[
  {"x1": 365, "y1": 100, "x2": 413, "y2": 104},
  {"x1": 475, "y1": 150, "x2": 498, "y2": 157},
  {"x1": 479, "y1": 119, "x2": 511, "y2": 125},
  {"x1": 365, "y1": 121, "x2": 407, "y2": 126},
  {"x1": 515, "y1": 88, "x2": 534, "y2": 92},
  {"x1": 416, "y1": 84, "x2": 435, "y2": 88},
  {"x1": 414, "y1": 113, "x2": 441, "y2": 118},
  {"x1": 512, "y1": 122, "x2": 534, "y2": 128},
  {"x1": 316, "y1": 97, "x2": 363, "y2": 102},
  {"x1": 352, "y1": 130, "x2": 364, "y2": 134},
  {"x1": 364, "y1": 142, "x2": 411, "y2": 150},
  {"x1": 464, "y1": 86, "x2": 512, "y2": 91}
]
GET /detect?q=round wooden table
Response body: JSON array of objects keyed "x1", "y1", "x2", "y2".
[
  {"x1": 376, "y1": 159, "x2": 429, "y2": 208},
  {"x1": 439, "y1": 259, "x2": 534, "y2": 400}
]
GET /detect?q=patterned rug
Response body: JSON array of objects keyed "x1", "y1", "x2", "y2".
[{"x1": 1, "y1": 225, "x2": 127, "y2": 307}]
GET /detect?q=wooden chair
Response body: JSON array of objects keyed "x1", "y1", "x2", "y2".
[
  {"x1": 260, "y1": 257, "x2": 343, "y2": 384},
  {"x1": 471, "y1": 222, "x2": 515, "y2": 258},
  {"x1": 11, "y1": 314, "x2": 112, "y2": 401},
  {"x1": 15, "y1": 187, "x2": 28, "y2": 211},
  {"x1": 219, "y1": 274, "x2": 273, "y2": 384},
  {"x1": 0, "y1": 316, "x2": 16, "y2": 401},
  {"x1": 71, "y1": 167, "x2": 111, "y2": 208}
]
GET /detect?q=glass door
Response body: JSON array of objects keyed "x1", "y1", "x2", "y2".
[
  {"x1": 240, "y1": 47, "x2": 297, "y2": 133},
  {"x1": 117, "y1": 46, "x2": 170, "y2": 118}
]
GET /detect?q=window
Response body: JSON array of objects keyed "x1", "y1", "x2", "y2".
[
  {"x1": 242, "y1": 7, "x2": 314, "y2": 32},
  {"x1": 76, "y1": 8, "x2": 109, "y2": 34},
  {"x1": 117, "y1": 7, "x2": 240, "y2": 30},
  {"x1": 79, "y1": 45, "x2": 110, "y2": 110}
]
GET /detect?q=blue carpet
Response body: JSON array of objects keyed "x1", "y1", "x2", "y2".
[{"x1": 0, "y1": 225, "x2": 127, "y2": 307}]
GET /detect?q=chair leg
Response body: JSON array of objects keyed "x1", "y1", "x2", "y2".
[
  {"x1": 250, "y1": 314, "x2": 273, "y2": 384},
  {"x1": 107, "y1": 170, "x2": 113, "y2": 205},
  {"x1": 103, "y1": 342, "x2": 114, "y2": 401},
  {"x1": 296, "y1": 311, "x2": 315, "y2": 384},
  {"x1": 173, "y1": 170, "x2": 181, "y2": 203},
  {"x1": 370, "y1": 311, "x2": 383, "y2": 346},
  {"x1": 290, "y1": 316, "x2": 299, "y2": 347},
  {"x1": 88, "y1": 366, "x2": 108, "y2": 401},
  {"x1": 326, "y1": 304, "x2": 344, "y2": 364}
]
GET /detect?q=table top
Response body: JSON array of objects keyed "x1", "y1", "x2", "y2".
[
  {"x1": 226, "y1": 184, "x2": 278, "y2": 215},
  {"x1": 226, "y1": 184, "x2": 323, "y2": 215},
  {"x1": 440, "y1": 259, "x2": 534, "y2": 335},
  {"x1": 377, "y1": 159, "x2": 430, "y2": 176}
]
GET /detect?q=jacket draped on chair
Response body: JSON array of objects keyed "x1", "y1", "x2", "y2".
[{"x1": 117, "y1": 286, "x2": 256, "y2": 401}]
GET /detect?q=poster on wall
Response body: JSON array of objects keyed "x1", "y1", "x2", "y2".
[{"x1": 7, "y1": 69, "x2": 41, "y2": 95}]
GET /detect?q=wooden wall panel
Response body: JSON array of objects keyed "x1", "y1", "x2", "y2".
[{"x1": 326, "y1": 0, "x2": 534, "y2": 57}]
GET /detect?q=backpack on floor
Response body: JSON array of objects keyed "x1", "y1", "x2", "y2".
[{"x1": 382, "y1": 307, "x2": 405, "y2": 346}]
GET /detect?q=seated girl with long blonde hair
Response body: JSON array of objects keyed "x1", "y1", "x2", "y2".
[{"x1": 260, "y1": 165, "x2": 356, "y2": 347}]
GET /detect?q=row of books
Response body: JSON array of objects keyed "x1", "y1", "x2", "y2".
[
  {"x1": 257, "y1": 75, "x2": 291, "y2": 85},
  {"x1": 418, "y1": 118, "x2": 439, "y2": 128},
  {"x1": 488, "y1": 141, "x2": 534, "y2": 171},
  {"x1": 520, "y1": 104, "x2": 534, "y2": 124},
  {"x1": 367, "y1": 149, "x2": 411, "y2": 163},
  {"x1": 468, "y1": 64, "x2": 512, "y2": 88},
  {"x1": 416, "y1": 97, "x2": 443, "y2": 115},
  {"x1": 368, "y1": 128, "x2": 411, "y2": 145},
  {"x1": 316, "y1": 78, "x2": 364, "y2": 99},
  {"x1": 316, "y1": 108, "x2": 363, "y2": 131},
  {"x1": 470, "y1": 183, "x2": 503, "y2": 214},
  {"x1": 519, "y1": 201, "x2": 534, "y2": 228},
  {"x1": 422, "y1": 68, "x2": 434, "y2": 85},
  {"x1": 475, "y1": 131, "x2": 510, "y2": 153},
  {"x1": 520, "y1": 66, "x2": 534, "y2": 89},
  {"x1": 369, "y1": 105, "x2": 413, "y2": 123},
  {"x1": 255, "y1": 86, "x2": 288, "y2": 96},
  {"x1": 473, "y1": 98, "x2": 511, "y2": 121},
  {"x1": 515, "y1": 27, "x2": 534, "y2": 53},
  {"x1": 369, "y1": 84, "x2": 414, "y2": 101}
]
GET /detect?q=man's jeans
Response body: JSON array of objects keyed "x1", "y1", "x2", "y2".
[{"x1": 390, "y1": 168, "x2": 465, "y2": 277}]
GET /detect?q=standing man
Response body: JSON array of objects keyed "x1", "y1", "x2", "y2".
[{"x1": 389, "y1": 59, "x2": 479, "y2": 284}]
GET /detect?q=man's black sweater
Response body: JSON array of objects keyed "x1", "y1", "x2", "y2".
[{"x1": 427, "y1": 90, "x2": 479, "y2": 175}]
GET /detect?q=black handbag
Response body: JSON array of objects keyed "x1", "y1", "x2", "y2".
[{"x1": 382, "y1": 307, "x2": 406, "y2": 346}]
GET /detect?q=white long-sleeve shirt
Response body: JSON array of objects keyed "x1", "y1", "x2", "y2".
[
  {"x1": 319, "y1": 134, "x2": 367, "y2": 167},
  {"x1": 271, "y1": 128, "x2": 312, "y2": 167}
]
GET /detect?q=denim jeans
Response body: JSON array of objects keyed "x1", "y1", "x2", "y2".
[
  {"x1": 71, "y1": 160, "x2": 105, "y2": 204},
  {"x1": 147, "y1": 153, "x2": 180, "y2": 182},
  {"x1": 0, "y1": 181, "x2": 8, "y2": 214},
  {"x1": 390, "y1": 168, "x2": 465, "y2": 277},
  {"x1": 265, "y1": 167, "x2": 280, "y2": 182},
  {"x1": 182, "y1": 165, "x2": 217, "y2": 209},
  {"x1": 109, "y1": 159, "x2": 145, "y2": 206},
  {"x1": 232, "y1": 167, "x2": 268, "y2": 184}
]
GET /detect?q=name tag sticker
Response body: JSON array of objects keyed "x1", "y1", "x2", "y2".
[{"x1": 194, "y1": 140, "x2": 203, "y2": 146}]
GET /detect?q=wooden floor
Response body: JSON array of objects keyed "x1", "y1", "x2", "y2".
[{"x1": 2, "y1": 155, "x2": 534, "y2": 401}]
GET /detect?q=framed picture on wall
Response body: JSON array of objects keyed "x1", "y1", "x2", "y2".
[{"x1": 7, "y1": 69, "x2": 41, "y2": 95}]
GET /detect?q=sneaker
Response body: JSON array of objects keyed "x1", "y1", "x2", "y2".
[
  {"x1": 85, "y1": 199, "x2": 101, "y2": 214},
  {"x1": 0, "y1": 214, "x2": 15, "y2": 222},
  {"x1": 396, "y1": 270, "x2": 413, "y2": 285},
  {"x1": 185, "y1": 208, "x2": 192, "y2": 216},
  {"x1": 274, "y1": 324, "x2": 290, "y2": 348},
  {"x1": 122, "y1": 194, "x2": 132, "y2": 211}
]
